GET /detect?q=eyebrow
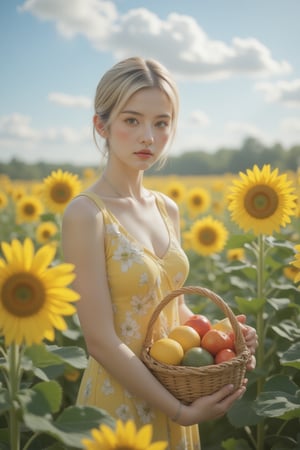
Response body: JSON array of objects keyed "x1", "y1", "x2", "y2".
[{"x1": 120, "y1": 110, "x2": 171, "y2": 118}]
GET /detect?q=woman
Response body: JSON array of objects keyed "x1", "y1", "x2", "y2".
[{"x1": 62, "y1": 57, "x2": 257, "y2": 449}]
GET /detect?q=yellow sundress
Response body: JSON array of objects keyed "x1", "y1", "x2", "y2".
[{"x1": 76, "y1": 191, "x2": 201, "y2": 450}]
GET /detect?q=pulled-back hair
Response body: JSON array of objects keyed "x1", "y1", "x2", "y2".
[{"x1": 93, "y1": 57, "x2": 179, "y2": 167}]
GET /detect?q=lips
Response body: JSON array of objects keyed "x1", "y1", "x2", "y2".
[{"x1": 134, "y1": 150, "x2": 153, "y2": 156}]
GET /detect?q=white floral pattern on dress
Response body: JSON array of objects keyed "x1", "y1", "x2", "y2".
[
  {"x1": 101, "y1": 378, "x2": 114, "y2": 395},
  {"x1": 139, "y1": 272, "x2": 148, "y2": 285},
  {"x1": 83, "y1": 377, "x2": 92, "y2": 400},
  {"x1": 116, "y1": 404, "x2": 131, "y2": 421},
  {"x1": 106, "y1": 223, "x2": 120, "y2": 236},
  {"x1": 135, "y1": 401, "x2": 155, "y2": 424},
  {"x1": 113, "y1": 235, "x2": 144, "y2": 272},
  {"x1": 120, "y1": 312, "x2": 141, "y2": 343},
  {"x1": 131, "y1": 294, "x2": 152, "y2": 316}
]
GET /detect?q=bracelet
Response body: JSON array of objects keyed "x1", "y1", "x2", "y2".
[{"x1": 171, "y1": 400, "x2": 182, "y2": 422}]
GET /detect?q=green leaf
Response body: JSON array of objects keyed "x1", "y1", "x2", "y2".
[
  {"x1": 0, "y1": 389, "x2": 10, "y2": 414},
  {"x1": 271, "y1": 321, "x2": 300, "y2": 342},
  {"x1": 24, "y1": 345, "x2": 64, "y2": 368},
  {"x1": 222, "y1": 437, "x2": 252, "y2": 450},
  {"x1": 227, "y1": 397, "x2": 263, "y2": 427},
  {"x1": 235, "y1": 296, "x2": 266, "y2": 314},
  {"x1": 263, "y1": 375, "x2": 299, "y2": 395},
  {"x1": 22, "y1": 406, "x2": 115, "y2": 448},
  {"x1": 33, "y1": 381, "x2": 62, "y2": 414},
  {"x1": 267, "y1": 297, "x2": 291, "y2": 310},
  {"x1": 47, "y1": 345, "x2": 87, "y2": 369},
  {"x1": 24, "y1": 344, "x2": 87, "y2": 370},
  {"x1": 280, "y1": 342, "x2": 300, "y2": 369},
  {"x1": 254, "y1": 391, "x2": 300, "y2": 420}
]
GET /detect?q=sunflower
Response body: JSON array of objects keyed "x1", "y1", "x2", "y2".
[
  {"x1": 43, "y1": 169, "x2": 81, "y2": 213},
  {"x1": 0, "y1": 191, "x2": 8, "y2": 210},
  {"x1": 82, "y1": 420, "x2": 167, "y2": 450},
  {"x1": 186, "y1": 187, "x2": 211, "y2": 217},
  {"x1": 0, "y1": 238, "x2": 80, "y2": 346},
  {"x1": 227, "y1": 164, "x2": 297, "y2": 236},
  {"x1": 36, "y1": 221, "x2": 58, "y2": 244},
  {"x1": 165, "y1": 181, "x2": 186, "y2": 204},
  {"x1": 227, "y1": 247, "x2": 245, "y2": 262},
  {"x1": 16, "y1": 195, "x2": 44, "y2": 224},
  {"x1": 190, "y1": 216, "x2": 228, "y2": 256},
  {"x1": 290, "y1": 244, "x2": 300, "y2": 284}
]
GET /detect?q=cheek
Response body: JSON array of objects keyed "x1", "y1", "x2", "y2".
[{"x1": 114, "y1": 126, "x2": 132, "y2": 141}]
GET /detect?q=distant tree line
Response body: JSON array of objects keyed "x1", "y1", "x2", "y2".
[{"x1": 1, "y1": 138, "x2": 300, "y2": 180}]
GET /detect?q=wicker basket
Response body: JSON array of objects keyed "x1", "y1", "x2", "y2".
[{"x1": 141, "y1": 286, "x2": 250, "y2": 404}]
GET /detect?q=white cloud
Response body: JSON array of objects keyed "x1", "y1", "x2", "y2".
[
  {"x1": 255, "y1": 79, "x2": 300, "y2": 107},
  {"x1": 48, "y1": 92, "x2": 92, "y2": 109},
  {"x1": 19, "y1": 0, "x2": 292, "y2": 80},
  {"x1": 280, "y1": 117, "x2": 300, "y2": 133},
  {"x1": 189, "y1": 110, "x2": 211, "y2": 127},
  {"x1": 0, "y1": 113, "x2": 90, "y2": 144}
]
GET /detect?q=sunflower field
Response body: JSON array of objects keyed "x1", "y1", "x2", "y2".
[{"x1": 0, "y1": 164, "x2": 300, "y2": 450}]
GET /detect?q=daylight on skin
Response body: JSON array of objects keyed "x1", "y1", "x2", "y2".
[{"x1": 1, "y1": 0, "x2": 300, "y2": 164}]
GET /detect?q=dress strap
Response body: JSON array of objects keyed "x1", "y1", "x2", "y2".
[
  {"x1": 76, "y1": 191, "x2": 106, "y2": 212},
  {"x1": 152, "y1": 191, "x2": 175, "y2": 232}
]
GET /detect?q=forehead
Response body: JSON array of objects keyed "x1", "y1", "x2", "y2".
[{"x1": 122, "y1": 87, "x2": 172, "y2": 115}]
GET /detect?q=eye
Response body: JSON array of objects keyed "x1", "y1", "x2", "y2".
[
  {"x1": 125, "y1": 117, "x2": 139, "y2": 126},
  {"x1": 156, "y1": 120, "x2": 169, "y2": 128}
]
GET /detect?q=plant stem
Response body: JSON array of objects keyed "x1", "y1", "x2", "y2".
[
  {"x1": 256, "y1": 234, "x2": 266, "y2": 450},
  {"x1": 8, "y1": 343, "x2": 21, "y2": 450}
]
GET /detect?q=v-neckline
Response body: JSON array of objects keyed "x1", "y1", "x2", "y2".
[{"x1": 102, "y1": 195, "x2": 172, "y2": 261}]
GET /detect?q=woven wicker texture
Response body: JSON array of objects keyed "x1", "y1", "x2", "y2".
[{"x1": 141, "y1": 286, "x2": 250, "y2": 404}]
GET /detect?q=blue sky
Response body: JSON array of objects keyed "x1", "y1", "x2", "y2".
[{"x1": 1, "y1": 0, "x2": 300, "y2": 165}]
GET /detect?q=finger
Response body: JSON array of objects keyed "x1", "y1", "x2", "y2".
[{"x1": 236, "y1": 314, "x2": 247, "y2": 324}]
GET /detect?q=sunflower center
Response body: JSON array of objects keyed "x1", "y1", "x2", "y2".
[
  {"x1": 23, "y1": 203, "x2": 36, "y2": 216},
  {"x1": 2, "y1": 272, "x2": 46, "y2": 317},
  {"x1": 171, "y1": 189, "x2": 180, "y2": 199},
  {"x1": 51, "y1": 182, "x2": 72, "y2": 204},
  {"x1": 198, "y1": 227, "x2": 216, "y2": 245},
  {"x1": 193, "y1": 195, "x2": 203, "y2": 206},
  {"x1": 244, "y1": 185, "x2": 279, "y2": 219},
  {"x1": 42, "y1": 230, "x2": 51, "y2": 239}
]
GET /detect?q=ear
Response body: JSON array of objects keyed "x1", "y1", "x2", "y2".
[{"x1": 93, "y1": 114, "x2": 108, "y2": 138}]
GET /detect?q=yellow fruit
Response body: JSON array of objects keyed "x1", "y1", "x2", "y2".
[
  {"x1": 149, "y1": 338, "x2": 184, "y2": 365},
  {"x1": 168, "y1": 325, "x2": 201, "y2": 351},
  {"x1": 181, "y1": 347, "x2": 214, "y2": 367},
  {"x1": 212, "y1": 317, "x2": 233, "y2": 333}
]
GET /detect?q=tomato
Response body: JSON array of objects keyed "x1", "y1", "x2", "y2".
[
  {"x1": 201, "y1": 329, "x2": 234, "y2": 355},
  {"x1": 215, "y1": 348, "x2": 237, "y2": 364},
  {"x1": 184, "y1": 314, "x2": 211, "y2": 338}
]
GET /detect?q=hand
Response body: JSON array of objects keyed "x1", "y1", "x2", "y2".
[
  {"x1": 178, "y1": 383, "x2": 246, "y2": 426},
  {"x1": 236, "y1": 314, "x2": 258, "y2": 370}
]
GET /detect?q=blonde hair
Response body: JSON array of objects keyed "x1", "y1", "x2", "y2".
[{"x1": 93, "y1": 57, "x2": 179, "y2": 168}]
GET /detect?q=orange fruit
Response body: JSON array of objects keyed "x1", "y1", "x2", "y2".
[
  {"x1": 201, "y1": 329, "x2": 234, "y2": 356},
  {"x1": 215, "y1": 348, "x2": 237, "y2": 364},
  {"x1": 181, "y1": 347, "x2": 214, "y2": 367},
  {"x1": 168, "y1": 325, "x2": 201, "y2": 351},
  {"x1": 149, "y1": 338, "x2": 184, "y2": 365}
]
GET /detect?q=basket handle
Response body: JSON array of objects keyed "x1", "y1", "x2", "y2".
[{"x1": 144, "y1": 285, "x2": 247, "y2": 353}]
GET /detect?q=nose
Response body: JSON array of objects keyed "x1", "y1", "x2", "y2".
[{"x1": 141, "y1": 126, "x2": 154, "y2": 147}]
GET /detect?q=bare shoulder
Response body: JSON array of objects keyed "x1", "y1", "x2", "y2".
[
  {"x1": 62, "y1": 195, "x2": 102, "y2": 226},
  {"x1": 157, "y1": 191, "x2": 180, "y2": 222}
]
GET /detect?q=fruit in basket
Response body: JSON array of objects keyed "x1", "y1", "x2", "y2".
[
  {"x1": 181, "y1": 347, "x2": 214, "y2": 367},
  {"x1": 212, "y1": 317, "x2": 232, "y2": 333},
  {"x1": 201, "y1": 329, "x2": 234, "y2": 355},
  {"x1": 184, "y1": 314, "x2": 212, "y2": 338},
  {"x1": 168, "y1": 325, "x2": 201, "y2": 351},
  {"x1": 215, "y1": 348, "x2": 236, "y2": 364},
  {"x1": 149, "y1": 338, "x2": 184, "y2": 365}
]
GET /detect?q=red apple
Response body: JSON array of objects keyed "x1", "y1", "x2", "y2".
[{"x1": 184, "y1": 314, "x2": 212, "y2": 338}]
